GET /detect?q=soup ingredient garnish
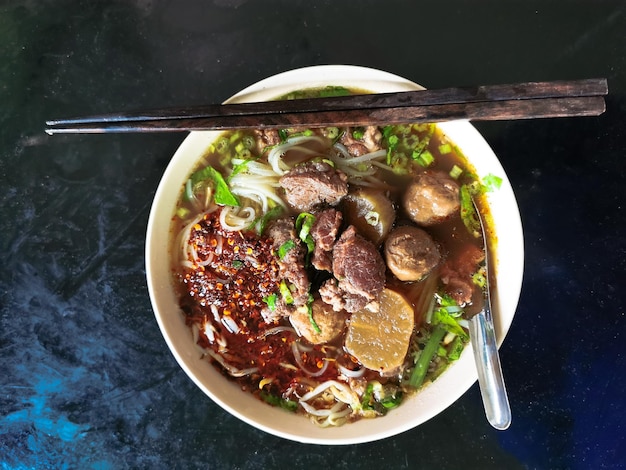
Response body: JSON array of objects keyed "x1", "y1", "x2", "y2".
[
  {"x1": 173, "y1": 109, "x2": 492, "y2": 426},
  {"x1": 345, "y1": 288, "x2": 415, "y2": 373},
  {"x1": 189, "y1": 165, "x2": 240, "y2": 207}
]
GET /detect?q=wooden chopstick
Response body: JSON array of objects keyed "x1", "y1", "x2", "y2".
[{"x1": 45, "y1": 78, "x2": 607, "y2": 134}]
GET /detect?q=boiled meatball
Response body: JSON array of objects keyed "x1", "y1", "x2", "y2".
[
  {"x1": 289, "y1": 299, "x2": 347, "y2": 344},
  {"x1": 403, "y1": 171, "x2": 460, "y2": 226},
  {"x1": 384, "y1": 225, "x2": 441, "y2": 281}
]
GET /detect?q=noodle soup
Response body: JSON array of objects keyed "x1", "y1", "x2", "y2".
[{"x1": 170, "y1": 91, "x2": 497, "y2": 426}]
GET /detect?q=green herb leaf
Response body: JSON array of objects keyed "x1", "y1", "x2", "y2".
[
  {"x1": 447, "y1": 336, "x2": 466, "y2": 362},
  {"x1": 190, "y1": 166, "x2": 240, "y2": 207},
  {"x1": 482, "y1": 173, "x2": 503, "y2": 192},
  {"x1": 432, "y1": 304, "x2": 468, "y2": 340},
  {"x1": 228, "y1": 158, "x2": 252, "y2": 181},
  {"x1": 232, "y1": 259, "x2": 244, "y2": 269}
]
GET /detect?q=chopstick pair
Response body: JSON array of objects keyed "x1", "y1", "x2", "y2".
[{"x1": 45, "y1": 78, "x2": 608, "y2": 134}]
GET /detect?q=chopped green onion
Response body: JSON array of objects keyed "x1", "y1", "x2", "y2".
[
  {"x1": 472, "y1": 269, "x2": 486, "y2": 288},
  {"x1": 278, "y1": 239, "x2": 296, "y2": 259},
  {"x1": 237, "y1": 148, "x2": 252, "y2": 160},
  {"x1": 232, "y1": 259, "x2": 244, "y2": 269},
  {"x1": 215, "y1": 136, "x2": 230, "y2": 154},
  {"x1": 295, "y1": 212, "x2": 316, "y2": 260},
  {"x1": 439, "y1": 143, "x2": 452, "y2": 154},
  {"x1": 325, "y1": 127, "x2": 339, "y2": 140},
  {"x1": 279, "y1": 280, "x2": 294, "y2": 305},
  {"x1": 352, "y1": 127, "x2": 365, "y2": 140},
  {"x1": 306, "y1": 294, "x2": 321, "y2": 334},
  {"x1": 386, "y1": 134, "x2": 399, "y2": 165},
  {"x1": 241, "y1": 134, "x2": 255, "y2": 150},
  {"x1": 449, "y1": 164, "x2": 463, "y2": 179},
  {"x1": 176, "y1": 207, "x2": 190, "y2": 219},
  {"x1": 278, "y1": 129, "x2": 289, "y2": 142},
  {"x1": 413, "y1": 149, "x2": 434, "y2": 167},
  {"x1": 263, "y1": 293, "x2": 278, "y2": 311}
]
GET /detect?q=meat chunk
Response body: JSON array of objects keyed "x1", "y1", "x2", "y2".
[
  {"x1": 339, "y1": 126, "x2": 383, "y2": 156},
  {"x1": 384, "y1": 225, "x2": 441, "y2": 281},
  {"x1": 267, "y1": 218, "x2": 310, "y2": 306},
  {"x1": 440, "y1": 243, "x2": 485, "y2": 306},
  {"x1": 279, "y1": 161, "x2": 348, "y2": 212},
  {"x1": 403, "y1": 171, "x2": 460, "y2": 226},
  {"x1": 289, "y1": 299, "x2": 347, "y2": 344},
  {"x1": 253, "y1": 129, "x2": 281, "y2": 153},
  {"x1": 319, "y1": 226, "x2": 386, "y2": 312},
  {"x1": 310, "y1": 208, "x2": 343, "y2": 272}
]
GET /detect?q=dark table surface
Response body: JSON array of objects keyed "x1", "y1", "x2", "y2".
[{"x1": 2, "y1": 1, "x2": 625, "y2": 468}]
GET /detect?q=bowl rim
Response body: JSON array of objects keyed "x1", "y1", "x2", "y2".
[{"x1": 145, "y1": 64, "x2": 524, "y2": 445}]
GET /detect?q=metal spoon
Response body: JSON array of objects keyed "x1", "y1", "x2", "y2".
[{"x1": 467, "y1": 197, "x2": 512, "y2": 430}]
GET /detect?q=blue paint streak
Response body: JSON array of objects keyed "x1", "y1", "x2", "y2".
[{"x1": 2, "y1": 375, "x2": 86, "y2": 444}]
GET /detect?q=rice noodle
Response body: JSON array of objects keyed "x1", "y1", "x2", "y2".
[
  {"x1": 219, "y1": 205, "x2": 257, "y2": 231},
  {"x1": 267, "y1": 135, "x2": 328, "y2": 175},
  {"x1": 327, "y1": 144, "x2": 389, "y2": 182}
]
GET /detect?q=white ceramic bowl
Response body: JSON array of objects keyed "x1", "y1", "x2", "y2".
[{"x1": 145, "y1": 65, "x2": 524, "y2": 444}]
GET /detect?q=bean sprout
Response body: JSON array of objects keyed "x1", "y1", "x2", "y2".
[{"x1": 206, "y1": 350, "x2": 258, "y2": 377}]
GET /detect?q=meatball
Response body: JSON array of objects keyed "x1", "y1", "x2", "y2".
[
  {"x1": 384, "y1": 225, "x2": 441, "y2": 281},
  {"x1": 289, "y1": 299, "x2": 347, "y2": 344},
  {"x1": 403, "y1": 171, "x2": 460, "y2": 226},
  {"x1": 279, "y1": 161, "x2": 348, "y2": 212}
]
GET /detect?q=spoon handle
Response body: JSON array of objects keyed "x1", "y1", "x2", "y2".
[{"x1": 469, "y1": 308, "x2": 512, "y2": 430}]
